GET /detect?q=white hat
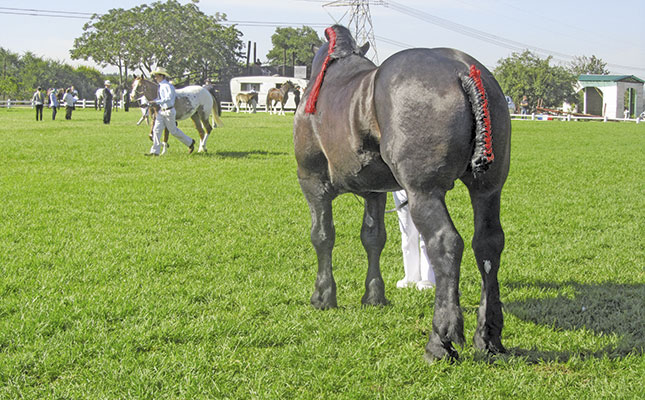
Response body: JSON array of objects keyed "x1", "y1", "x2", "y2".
[
  {"x1": 104, "y1": 80, "x2": 111, "y2": 85},
  {"x1": 151, "y1": 67, "x2": 171, "y2": 77}
]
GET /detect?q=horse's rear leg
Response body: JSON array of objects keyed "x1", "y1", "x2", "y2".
[
  {"x1": 199, "y1": 114, "x2": 213, "y2": 153},
  {"x1": 299, "y1": 174, "x2": 337, "y2": 309},
  {"x1": 360, "y1": 193, "x2": 389, "y2": 306},
  {"x1": 408, "y1": 190, "x2": 465, "y2": 361},
  {"x1": 467, "y1": 188, "x2": 506, "y2": 355},
  {"x1": 190, "y1": 114, "x2": 206, "y2": 152}
]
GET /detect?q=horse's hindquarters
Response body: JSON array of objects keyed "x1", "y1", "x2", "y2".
[{"x1": 374, "y1": 48, "x2": 510, "y2": 189}]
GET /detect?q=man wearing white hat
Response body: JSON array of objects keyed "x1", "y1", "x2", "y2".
[
  {"x1": 103, "y1": 80, "x2": 113, "y2": 124},
  {"x1": 145, "y1": 67, "x2": 195, "y2": 156}
]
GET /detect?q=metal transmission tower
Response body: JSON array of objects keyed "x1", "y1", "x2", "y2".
[{"x1": 323, "y1": 0, "x2": 383, "y2": 63}]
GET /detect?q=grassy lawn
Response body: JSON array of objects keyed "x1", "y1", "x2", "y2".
[{"x1": 1, "y1": 107, "x2": 643, "y2": 399}]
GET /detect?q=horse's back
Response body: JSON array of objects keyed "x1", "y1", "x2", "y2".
[
  {"x1": 375, "y1": 48, "x2": 510, "y2": 188},
  {"x1": 175, "y1": 86, "x2": 213, "y2": 120}
]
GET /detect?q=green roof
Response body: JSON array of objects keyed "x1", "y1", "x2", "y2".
[{"x1": 578, "y1": 74, "x2": 644, "y2": 84}]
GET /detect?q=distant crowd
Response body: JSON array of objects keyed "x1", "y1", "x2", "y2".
[{"x1": 31, "y1": 86, "x2": 79, "y2": 121}]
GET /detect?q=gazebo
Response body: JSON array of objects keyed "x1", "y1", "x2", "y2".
[{"x1": 577, "y1": 75, "x2": 644, "y2": 118}]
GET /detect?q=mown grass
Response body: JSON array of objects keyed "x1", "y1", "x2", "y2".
[{"x1": 0, "y1": 107, "x2": 643, "y2": 399}]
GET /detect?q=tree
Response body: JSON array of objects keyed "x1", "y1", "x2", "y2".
[
  {"x1": 494, "y1": 50, "x2": 577, "y2": 111},
  {"x1": 266, "y1": 26, "x2": 323, "y2": 74},
  {"x1": 71, "y1": 0, "x2": 243, "y2": 86},
  {"x1": 0, "y1": 47, "x2": 106, "y2": 100},
  {"x1": 569, "y1": 55, "x2": 609, "y2": 76},
  {"x1": 71, "y1": 7, "x2": 138, "y2": 89}
]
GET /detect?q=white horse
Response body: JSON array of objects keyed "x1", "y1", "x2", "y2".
[
  {"x1": 95, "y1": 87, "x2": 117, "y2": 110},
  {"x1": 131, "y1": 77, "x2": 224, "y2": 153}
]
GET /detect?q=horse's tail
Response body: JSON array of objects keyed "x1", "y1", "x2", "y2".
[
  {"x1": 204, "y1": 86, "x2": 224, "y2": 127},
  {"x1": 460, "y1": 64, "x2": 495, "y2": 177}
]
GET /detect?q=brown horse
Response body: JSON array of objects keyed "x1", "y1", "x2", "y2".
[
  {"x1": 266, "y1": 81, "x2": 295, "y2": 115},
  {"x1": 235, "y1": 92, "x2": 258, "y2": 113},
  {"x1": 131, "y1": 77, "x2": 223, "y2": 153},
  {"x1": 294, "y1": 25, "x2": 511, "y2": 362}
]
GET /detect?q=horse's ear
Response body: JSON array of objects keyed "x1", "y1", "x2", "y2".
[
  {"x1": 359, "y1": 42, "x2": 370, "y2": 56},
  {"x1": 311, "y1": 44, "x2": 320, "y2": 55}
]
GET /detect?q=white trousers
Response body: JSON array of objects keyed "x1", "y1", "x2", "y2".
[
  {"x1": 150, "y1": 108, "x2": 193, "y2": 154},
  {"x1": 393, "y1": 190, "x2": 435, "y2": 284}
]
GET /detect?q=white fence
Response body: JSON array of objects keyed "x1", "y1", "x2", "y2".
[
  {"x1": 0, "y1": 99, "x2": 128, "y2": 109},
  {"x1": 510, "y1": 113, "x2": 642, "y2": 123},
  {"x1": 2, "y1": 100, "x2": 642, "y2": 122}
]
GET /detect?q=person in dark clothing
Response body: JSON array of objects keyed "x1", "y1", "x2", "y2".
[
  {"x1": 293, "y1": 85, "x2": 301, "y2": 111},
  {"x1": 103, "y1": 80, "x2": 113, "y2": 124}
]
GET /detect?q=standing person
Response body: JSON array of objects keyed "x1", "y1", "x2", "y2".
[
  {"x1": 103, "y1": 80, "x2": 113, "y2": 124},
  {"x1": 520, "y1": 95, "x2": 529, "y2": 116},
  {"x1": 145, "y1": 67, "x2": 195, "y2": 156},
  {"x1": 31, "y1": 87, "x2": 45, "y2": 121},
  {"x1": 63, "y1": 88, "x2": 76, "y2": 120},
  {"x1": 48, "y1": 88, "x2": 59, "y2": 120},
  {"x1": 392, "y1": 190, "x2": 435, "y2": 290},
  {"x1": 293, "y1": 85, "x2": 301, "y2": 110}
]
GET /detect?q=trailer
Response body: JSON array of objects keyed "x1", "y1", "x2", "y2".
[{"x1": 229, "y1": 76, "x2": 308, "y2": 110}]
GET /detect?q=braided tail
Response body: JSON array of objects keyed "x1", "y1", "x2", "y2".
[{"x1": 460, "y1": 64, "x2": 495, "y2": 177}]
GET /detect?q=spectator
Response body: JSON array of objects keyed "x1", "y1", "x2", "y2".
[
  {"x1": 520, "y1": 96, "x2": 529, "y2": 116},
  {"x1": 48, "y1": 88, "x2": 59, "y2": 120},
  {"x1": 63, "y1": 88, "x2": 76, "y2": 120},
  {"x1": 103, "y1": 80, "x2": 113, "y2": 124},
  {"x1": 31, "y1": 87, "x2": 45, "y2": 121}
]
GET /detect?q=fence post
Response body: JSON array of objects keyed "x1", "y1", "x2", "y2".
[
  {"x1": 7, "y1": 99, "x2": 11, "y2": 109},
  {"x1": 531, "y1": 113, "x2": 535, "y2": 120}
]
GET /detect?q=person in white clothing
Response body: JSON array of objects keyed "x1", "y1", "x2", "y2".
[
  {"x1": 392, "y1": 190, "x2": 435, "y2": 290},
  {"x1": 145, "y1": 67, "x2": 195, "y2": 156}
]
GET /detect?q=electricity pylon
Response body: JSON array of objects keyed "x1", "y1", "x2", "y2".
[{"x1": 323, "y1": 0, "x2": 382, "y2": 63}]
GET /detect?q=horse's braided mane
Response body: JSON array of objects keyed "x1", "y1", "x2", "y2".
[
  {"x1": 327, "y1": 25, "x2": 360, "y2": 59},
  {"x1": 305, "y1": 25, "x2": 362, "y2": 114}
]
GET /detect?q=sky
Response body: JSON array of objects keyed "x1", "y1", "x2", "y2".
[{"x1": 1, "y1": 0, "x2": 643, "y2": 76}]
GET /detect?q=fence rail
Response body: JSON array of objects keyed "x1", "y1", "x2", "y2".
[
  {"x1": 0, "y1": 99, "x2": 126, "y2": 109},
  {"x1": 2, "y1": 100, "x2": 642, "y2": 123},
  {"x1": 510, "y1": 113, "x2": 642, "y2": 123}
]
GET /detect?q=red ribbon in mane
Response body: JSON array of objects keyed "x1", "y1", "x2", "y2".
[
  {"x1": 305, "y1": 27, "x2": 337, "y2": 114},
  {"x1": 469, "y1": 65, "x2": 494, "y2": 162}
]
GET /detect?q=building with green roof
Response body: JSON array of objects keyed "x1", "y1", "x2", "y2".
[{"x1": 576, "y1": 75, "x2": 644, "y2": 119}]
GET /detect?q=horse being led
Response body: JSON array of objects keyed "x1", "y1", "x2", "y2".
[
  {"x1": 266, "y1": 81, "x2": 295, "y2": 115},
  {"x1": 235, "y1": 92, "x2": 258, "y2": 113},
  {"x1": 294, "y1": 25, "x2": 511, "y2": 362},
  {"x1": 131, "y1": 77, "x2": 224, "y2": 153}
]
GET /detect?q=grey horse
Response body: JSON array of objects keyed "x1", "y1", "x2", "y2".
[{"x1": 293, "y1": 25, "x2": 511, "y2": 361}]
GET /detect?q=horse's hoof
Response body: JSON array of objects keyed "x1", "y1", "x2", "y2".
[{"x1": 424, "y1": 335, "x2": 459, "y2": 363}]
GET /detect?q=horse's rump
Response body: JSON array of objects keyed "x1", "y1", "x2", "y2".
[{"x1": 174, "y1": 86, "x2": 213, "y2": 121}]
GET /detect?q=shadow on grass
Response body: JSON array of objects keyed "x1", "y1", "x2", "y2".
[
  {"x1": 496, "y1": 281, "x2": 644, "y2": 362},
  {"x1": 215, "y1": 150, "x2": 288, "y2": 159}
]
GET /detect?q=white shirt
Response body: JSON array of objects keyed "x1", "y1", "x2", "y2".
[
  {"x1": 63, "y1": 93, "x2": 75, "y2": 106},
  {"x1": 153, "y1": 79, "x2": 176, "y2": 110}
]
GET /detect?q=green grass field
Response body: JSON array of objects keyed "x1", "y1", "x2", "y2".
[{"x1": 1, "y1": 107, "x2": 643, "y2": 399}]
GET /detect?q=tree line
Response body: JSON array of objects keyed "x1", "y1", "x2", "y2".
[
  {"x1": 2, "y1": 0, "x2": 610, "y2": 109},
  {"x1": 0, "y1": 48, "x2": 104, "y2": 100}
]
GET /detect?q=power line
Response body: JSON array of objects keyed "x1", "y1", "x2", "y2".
[
  {"x1": 382, "y1": 1, "x2": 645, "y2": 72},
  {"x1": 0, "y1": 6, "x2": 94, "y2": 16}
]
